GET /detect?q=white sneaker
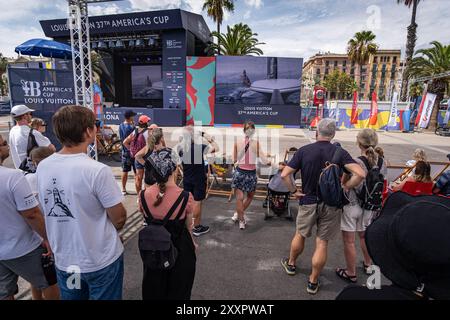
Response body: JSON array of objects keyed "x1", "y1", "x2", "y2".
[
  {"x1": 239, "y1": 219, "x2": 246, "y2": 230},
  {"x1": 231, "y1": 212, "x2": 239, "y2": 222}
]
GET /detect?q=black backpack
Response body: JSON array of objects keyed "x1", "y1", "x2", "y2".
[
  {"x1": 19, "y1": 129, "x2": 38, "y2": 173},
  {"x1": 357, "y1": 156, "x2": 385, "y2": 211},
  {"x1": 318, "y1": 146, "x2": 347, "y2": 209},
  {"x1": 138, "y1": 189, "x2": 189, "y2": 270}
]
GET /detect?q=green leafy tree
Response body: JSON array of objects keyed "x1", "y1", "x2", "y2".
[
  {"x1": 208, "y1": 23, "x2": 265, "y2": 56},
  {"x1": 202, "y1": 0, "x2": 235, "y2": 55},
  {"x1": 347, "y1": 30, "x2": 378, "y2": 97},
  {"x1": 397, "y1": 0, "x2": 423, "y2": 100},
  {"x1": 322, "y1": 69, "x2": 357, "y2": 99},
  {"x1": 407, "y1": 41, "x2": 450, "y2": 130}
]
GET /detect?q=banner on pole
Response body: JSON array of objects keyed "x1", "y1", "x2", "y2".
[
  {"x1": 388, "y1": 92, "x2": 399, "y2": 127},
  {"x1": 415, "y1": 92, "x2": 427, "y2": 126},
  {"x1": 350, "y1": 91, "x2": 358, "y2": 124},
  {"x1": 418, "y1": 93, "x2": 437, "y2": 128},
  {"x1": 369, "y1": 91, "x2": 378, "y2": 126},
  {"x1": 444, "y1": 100, "x2": 450, "y2": 125},
  {"x1": 328, "y1": 101, "x2": 339, "y2": 123}
]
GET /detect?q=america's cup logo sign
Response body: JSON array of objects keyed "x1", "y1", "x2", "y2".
[{"x1": 21, "y1": 80, "x2": 41, "y2": 97}]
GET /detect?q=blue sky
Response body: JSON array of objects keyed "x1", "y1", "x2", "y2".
[{"x1": 0, "y1": 0, "x2": 449, "y2": 61}]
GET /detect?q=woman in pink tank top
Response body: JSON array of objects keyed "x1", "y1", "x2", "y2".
[{"x1": 231, "y1": 121, "x2": 271, "y2": 229}]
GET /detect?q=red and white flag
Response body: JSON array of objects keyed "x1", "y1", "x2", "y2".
[
  {"x1": 369, "y1": 91, "x2": 378, "y2": 126},
  {"x1": 350, "y1": 91, "x2": 358, "y2": 125}
]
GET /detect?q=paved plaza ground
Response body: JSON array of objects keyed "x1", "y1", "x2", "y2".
[{"x1": 1, "y1": 115, "x2": 448, "y2": 300}]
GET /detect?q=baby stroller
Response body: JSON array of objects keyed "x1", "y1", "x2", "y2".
[{"x1": 263, "y1": 164, "x2": 294, "y2": 221}]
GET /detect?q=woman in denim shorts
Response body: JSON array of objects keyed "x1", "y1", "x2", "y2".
[{"x1": 231, "y1": 121, "x2": 271, "y2": 230}]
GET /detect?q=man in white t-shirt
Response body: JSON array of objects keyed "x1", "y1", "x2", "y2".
[
  {"x1": 0, "y1": 134, "x2": 58, "y2": 300},
  {"x1": 9, "y1": 105, "x2": 56, "y2": 170},
  {"x1": 36, "y1": 105, "x2": 127, "y2": 300}
]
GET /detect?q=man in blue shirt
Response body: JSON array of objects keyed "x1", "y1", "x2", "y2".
[{"x1": 119, "y1": 110, "x2": 136, "y2": 195}]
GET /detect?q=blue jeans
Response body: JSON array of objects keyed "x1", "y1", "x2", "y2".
[{"x1": 56, "y1": 255, "x2": 124, "y2": 300}]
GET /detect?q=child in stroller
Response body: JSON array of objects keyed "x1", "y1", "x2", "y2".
[{"x1": 263, "y1": 161, "x2": 295, "y2": 221}]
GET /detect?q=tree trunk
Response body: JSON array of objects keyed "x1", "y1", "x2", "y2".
[
  {"x1": 355, "y1": 63, "x2": 361, "y2": 99},
  {"x1": 427, "y1": 80, "x2": 446, "y2": 131},
  {"x1": 401, "y1": 0, "x2": 419, "y2": 101},
  {"x1": 217, "y1": 21, "x2": 221, "y2": 56}
]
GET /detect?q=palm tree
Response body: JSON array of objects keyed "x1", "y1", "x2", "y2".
[
  {"x1": 397, "y1": 0, "x2": 423, "y2": 101},
  {"x1": 409, "y1": 82, "x2": 424, "y2": 98},
  {"x1": 347, "y1": 31, "x2": 378, "y2": 99},
  {"x1": 90, "y1": 51, "x2": 103, "y2": 83},
  {"x1": 208, "y1": 23, "x2": 265, "y2": 56},
  {"x1": 202, "y1": 0, "x2": 235, "y2": 55},
  {"x1": 407, "y1": 41, "x2": 450, "y2": 130}
]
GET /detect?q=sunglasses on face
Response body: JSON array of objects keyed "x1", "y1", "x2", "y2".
[{"x1": 0, "y1": 140, "x2": 7, "y2": 147}]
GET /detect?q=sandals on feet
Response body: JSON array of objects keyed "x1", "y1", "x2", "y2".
[
  {"x1": 362, "y1": 262, "x2": 372, "y2": 275},
  {"x1": 336, "y1": 268, "x2": 357, "y2": 283}
]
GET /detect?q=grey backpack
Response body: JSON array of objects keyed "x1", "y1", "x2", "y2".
[{"x1": 138, "y1": 190, "x2": 189, "y2": 270}]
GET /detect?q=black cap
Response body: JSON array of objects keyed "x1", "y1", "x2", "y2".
[
  {"x1": 124, "y1": 110, "x2": 137, "y2": 119},
  {"x1": 366, "y1": 192, "x2": 450, "y2": 299}
]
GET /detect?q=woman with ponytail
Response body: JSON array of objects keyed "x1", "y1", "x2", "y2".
[
  {"x1": 138, "y1": 147, "x2": 196, "y2": 300},
  {"x1": 135, "y1": 126, "x2": 166, "y2": 187},
  {"x1": 336, "y1": 129, "x2": 387, "y2": 284}
]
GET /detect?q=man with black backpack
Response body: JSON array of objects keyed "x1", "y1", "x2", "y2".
[
  {"x1": 123, "y1": 115, "x2": 151, "y2": 195},
  {"x1": 280, "y1": 118, "x2": 365, "y2": 295},
  {"x1": 9, "y1": 105, "x2": 55, "y2": 173}
]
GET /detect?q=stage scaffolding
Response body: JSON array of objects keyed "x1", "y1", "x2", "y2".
[{"x1": 67, "y1": 0, "x2": 121, "y2": 160}]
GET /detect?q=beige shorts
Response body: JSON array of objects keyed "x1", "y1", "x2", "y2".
[
  {"x1": 296, "y1": 203, "x2": 341, "y2": 241},
  {"x1": 341, "y1": 204, "x2": 374, "y2": 232}
]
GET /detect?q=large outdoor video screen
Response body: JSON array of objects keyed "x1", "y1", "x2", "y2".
[
  {"x1": 215, "y1": 56, "x2": 303, "y2": 126},
  {"x1": 131, "y1": 65, "x2": 163, "y2": 100}
]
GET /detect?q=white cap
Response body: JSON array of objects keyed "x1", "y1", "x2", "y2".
[{"x1": 11, "y1": 104, "x2": 35, "y2": 117}]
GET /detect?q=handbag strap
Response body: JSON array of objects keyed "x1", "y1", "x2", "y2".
[
  {"x1": 234, "y1": 139, "x2": 250, "y2": 167},
  {"x1": 140, "y1": 189, "x2": 188, "y2": 225},
  {"x1": 26, "y1": 129, "x2": 38, "y2": 156},
  {"x1": 174, "y1": 192, "x2": 189, "y2": 220}
]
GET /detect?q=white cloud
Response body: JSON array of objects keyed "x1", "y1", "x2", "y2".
[
  {"x1": 0, "y1": 0, "x2": 65, "y2": 21},
  {"x1": 223, "y1": 10, "x2": 231, "y2": 22},
  {"x1": 182, "y1": 0, "x2": 205, "y2": 14},
  {"x1": 0, "y1": 0, "x2": 449, "y2": 61},
  {"x1": 129, "y1": 0, "x2": 181, "y2": 11},
  {"x1": 0, "y1": 26, "x2": 46, "y2": 58},
  {"x1": 89, "y1": 4, "x2": 123, "y2": 16},
  {"x1": 128, "y1": 0, "x2": 207, "y2": 14},
  {"x1": 252, "y1": 0, "x2": 450, "y2": 60},
  {"x1": 245, "y1": 0, "x2": 263, "y2": 9}
]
